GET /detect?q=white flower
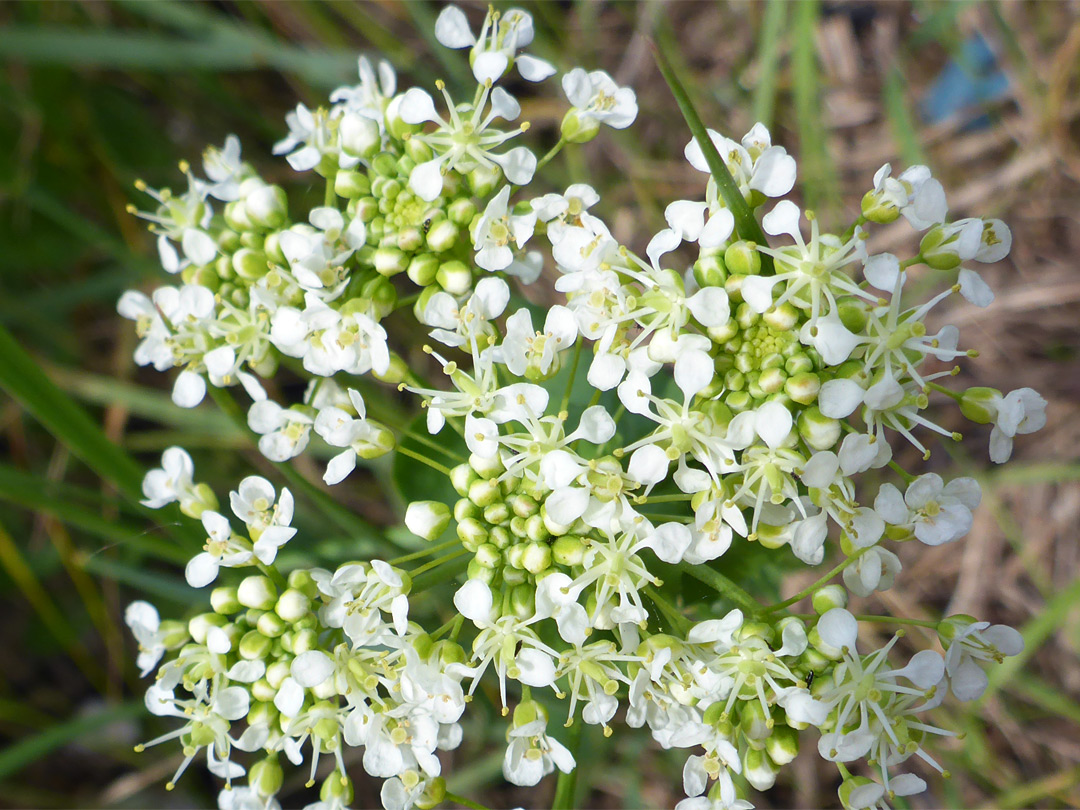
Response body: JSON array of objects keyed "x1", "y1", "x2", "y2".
[
  {"x1": 988, "y1": 388, "x2": 1047, "y2": 463},
  {"x1": 421, "y1": 277, "x2": 509, "y2": 349},
  {"x1": 434, "y1": 5, "x2": 555, "y2": 83},
  {"x1": 185, "y1": 510, "x2": 252, "y2": 588},
  {"x1": 141, "y1": 447, "x2": 197, "y2": 510},
  {"x1": 470, "y1": 186, "x2": 537, "y2": 272},
  {"x1": 278, "y1": 208, "x2": 366, "y2": 300},
  {"x1": 941, "y1": 617, "x2": 1023, "y2": 701},
  {"x1": 399, "y1": 84, "x2": 536, "y2": 201},
  {"x1": 874, "y1": 474, "x2": 980, "y2": 546},
  {"x1": 501, "y1": 704, "x2": 575, "y2": 787},
  {"x1": 247, "y1": 399, "x2": 313, "y2": 462},
  {"x1": 125, "y1": 600, "x2": 167, "y2": 677},
  {"x1": 229, "y1": 476, "x2": 297, "y2": 565},
  {"x1": 843, "y1": 546, "x2": 902, "y2": 597},
  {"x1": 201, "y1": 135, "x2": 247, "y2": 201},
  {"x1": 562, "y1": 68, "x2": 638, "y2": 130},
  {"x1": 314, "y1": 389, "x2": 393, "y2": 484},
  {"x1": 273, "y1": 104, "x2": 343, "y2": 172},
  {"x1": 495, "y1": 305, "x2": 577, "y2": 379},
  {"x1": 532, "y1": 184, "x2": 600, "y2": 244},
  {"x1": 330, "y1": 55, "x2": 396, "y2": 120},
  {"x1": 684, "y1": 123, "x2": 796, "y2": 199}
]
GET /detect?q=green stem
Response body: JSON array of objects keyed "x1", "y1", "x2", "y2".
[
  {"x1": 925, "y1": 381, "x2": 962, "y2": 401},
  {"x1": 388, "y1": 538, "x2": 461, "y2": 566},
  {"x1": 645, "y1": 586, "x2": 692, "y2": 635},
  {"x1": 676, "y1": 561, "x2": 761, "y2": 613},
  {"x1": 560, "y1": 341, "x2": 584, "y2": 415},
  {"x1": 444, "y1": 792, "x2": 490, "y2": 810},
  {"x1": 888, "y1": 460, "x2": 916, "y2": 485},
  {"x1": 409, "y1": 549, "x2": 468, "y2": 579},
  {"x1": 639, "y1": 493, "x2": 694, "y2": 504},
  {"x1": 550, "y1": 721, "x2": 583, "y2": 810},
  {"x1": 256, "y1": 561, "x2": 287, "y2": 590},
  {"x1": 840, "y1": 214, "x2": 868, "y2": 243},
  {"x1": 536, "y1": 137, "x2": 567, "y2": 171},
  {"x1": 651, "y1": 42, "x2": 772, "y2": 270},
  {"x1": 207, "y1": 387, "x2": 378, "y2": 543},
  {"x1": 759, "y1": 547, "x2": 872, "y2": 615},
  {"x1": 324, "y1": 172, "x2": 337, "y2": 208},
  {"x1": 402, "y1": 429, "x2": 466, "y2": 462},
  {"x1": 792, "y1": 612, "x2": 940, "y2": 630},
  {"x1": 396, "y1": 445, "x2": 453, "y2": 476}
]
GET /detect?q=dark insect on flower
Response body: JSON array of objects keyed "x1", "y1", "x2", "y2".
[
  {"x1": 422, "y1": 218, "x2": 433, "y2": 235},
  {"x1": 805, "y1": 670, "x2": 815, "y2": 690}
]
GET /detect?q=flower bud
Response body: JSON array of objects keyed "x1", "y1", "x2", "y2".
[
  {"x1": 448, "y1": 198, "x2": 477, "y2": 227},
  {"x1": 742, "y1": 746, "x2": 778, "y2": 791},
  {"x1": 415, "y1": 776, "x2": 447, "y2": 810},
  {"x1": 861, "y1": 189, "x2": 901, "y2": 224},
  {"x1": 406, "y1": 501, "x2": 452, "y2": 541},
  {"x1": 407, "y1": 253, "x2": 441, "y2": 286},
  {"x1": 920, "y1": 225, "x2": 963, "y2": 269},
  {"x1": 762, "y1": 302, "x2": 799, "y2": 331},
  {"x1": 275, "y1": 588, "x2": 311, "y2": 622},
  {"x1": 457, "y1": 518, "x2": 488, "y2": 551},
  {"x1": 266, "y1": 660, "x2": 291, "y2": 689},
  {"x1": 785, "y1": 372, "x2": 821, "y2": 405},
  {"x1": 340, "y1": 113, "x2": 381, "y2": 160},
  {"x1": 257, "y1": 610, "x2": 288, "y2": 638},
  {"x1": 798, "y1": 406, "x2": 841, "y2": 450},
  {"x1": 246, "y1": 185, "x2": 288, "y2": 230},
  {"x1": 693, "y1": 253, "x2": 727, "y2": 288},
  {"x1": 239, "y1": 628, "x2": 272, "y2": 660},
  {"x1": 468, "y1": 166, "x2": 500, "y2": 197},
  {"x1": 293, "y1": 627, "x2": 318, "y2": 655},
  {"x1": 335, "y1": 168, "x2": 371, "y2": 199},
  {"x1": 436, "y1": 260, "x2": 472, "y2": 295},
  {"x1": 725, "y1": 241, "x2": 762, "y2": 276},
  {"x1": 211, "y1": 586, "x2": 241, "y2": 615},
  {"x1": 238, "y1": 575, "x2": 278, "y2": 610},
  {"x1": 372, "y1": 352, "x2": 409, "y2": 385},
  {"x1": 959, "y1": 386, "x2": 999, "y2": 424},
  {"x1": 766, "y1": 723, "x2": 800, "y2": 765},
  {"x1": 374, "y1": 247, "x2": 408, "y2": 277},
  {"x1": 385, "y1": 96, "x2": 422, "y2": 140},
  {"x1": 251, "y1": 677, "x2": 275, "y2": 703},
  {"x1": 758, "y1": 367, "x2": 787, "y2": 395},
  {"x1": 552, "y1": 534, "x2": 586, "y2": 567},
  {"x1": 426, "y1": 220, "x2": 459, "y2": 253},
  {"x1": 836, "y1": 298, "x2": 868, "y2": 334},
  {"x1": 466, "y1": 559, "x2": 496, "y2": 584},
  {"x1": 188, "y1": 612, "x2": 227, "y2": 644},
  {"x1": 450, "y1": 464, "x2": 474, "y2": 497},
  {"x1": 224, "y1": 200, "x2": 255, "y2": 232},
  {"x1": 249, "y1": 756, "x2": 284, "y2": 799},
  {"x1": 561, "y1": 109, "x2": 601, "y2": 144},
  {"x1": 510, "y1": 584, "x2": 536, "y2": 618},
  {"x1": 232, "y1": 247, "x2": 268, "y2": 281},
  {"x1": 740, "y1": 698, "x2": 772, "y2": 740},
  {"x1": 522, "y1": 542, "x2": 552, "y2": 575},
  {"x1": 812, "y1": 584, "x2": 847, "y2": 614}
]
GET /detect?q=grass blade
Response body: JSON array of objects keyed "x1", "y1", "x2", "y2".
[{"x1": 752, "y1": 0, "x2": 786, "y2": 130}]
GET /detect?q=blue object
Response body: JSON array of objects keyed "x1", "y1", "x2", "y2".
[{"x1": 920, "y1": 34, "x2": 1011, "y2": 128}]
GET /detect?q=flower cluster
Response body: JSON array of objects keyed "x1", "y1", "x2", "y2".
[{"x1": 122, "y1": 6, "x2": 1040, "y2": 809}]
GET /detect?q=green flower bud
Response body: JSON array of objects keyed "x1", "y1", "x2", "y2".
[
  {"x1": 561, "y1": 109, "x2": 601, "y2": 143},
  {"x1": 758, "y1": 367, "x2": 787, "y2": 395},
  {"x1": 187, "y1": 612, "x2": 227, "y2": 644},
  {"x1": 861, "y1": 189, "x2": 900, "y2": 224},
  {"x1": 263, "y1": 232, "x2": 286, "y2": 265},
  {"x1": 407, "y1": 253, "x2": 441, "y2": 286},
  {"x1": 466, "y1": 559, "x2": 497, "y2": 584},
  {"x1": 340, "y1": 113, "x2": 381, "y2": 159},
  {"x1": 740, "y1": 697, "x2": 773, "y2": 740},
  {"x1": 552, "y1": 534, "x2": 586, "y2": 567},
  {"x1": 735, "y1": 302, "x2": 759, "y2": 330},
  {"x1": 224, "y1": 200, "x2": 255, "y2": 232},
  {"x1": 468, "y1": 477, "x2": 501, "y2": 508},
  {"x1": 725, "y1": 390, "x2": 753, "y2": 412},
  {"x1": 837, "y1": 298, "x2": 868, "y2": 333},
  {"x1": 287, "y1": 568, "x2": 317, "y2": 596},
  {"x1": 450, "y1": 463, "x2": 475, "y2": 497},
  {"x1": 246, "y1": 185, "x2": 288, "y2": 230},
  {"x1": 724, "y1": 273, "x2": 746, "y2": 302},
  {"x1": 510, "y1": 583, "x2": 535, "y2": 618},
  {"x1": 257, "y1": 610, "x2": 288, "y2": 638},
  {"x1": 385, "y1": 96, "x2": 422, "y2": 140},
  {"x1": 211, "y1": 586, "x2": 241, "y2": 615},
  {"x1": 415, "y1": 776, "x2": 446, "y2": 810},
  {"x1": 238, "y1": 575, "x2": 278, "y2": 611},
  {"x1": 457, "y1": 518, "x2": 488, "y2": 551},
  {"x1": 693, "y1": 253, "x2": 727, "y2": 288},
  {"x1": 251, "y1": 678, "x2": 276, "y2": 703},
  {"x1": 448, "y1": 198, "x2": 477, "y2": 227},
  {"x1": 798, "y1": 406, "x2": 841, "y2": 450},
  {"x1": 785, "y1": 371, "x2": 821, "y2": 405},
  {"x1": 436, "y1": 260, "x2": 472, "y2": 295},
  {"x1": 405, "y1": 137, "x2": 434, "y2": 165},
  {"x1": 319, "y1": 773, "x2": 354, "y2": 804},
  {"x1": 725, "y1": 240, "x2": 762, "y2": 276},
  {"x1": 522, "y1": 542, "x2": 551, "y2": 575},
  {"x1": 374, "y1": 246, "x2": 408, "y2": 277},
  {"x1": 249, "y1": 756, "x2": 284, "y2": 799},
  {"x1": 838, "y1": 775, "x2": 880, "y2": 810},
  {"x1": 468, "y1": 166, "x2": 500, "y2": 197},
  {"x1": 266, "y1": 660, "x2": 291, "y2": 689},
  {"x1": 765, "y1": 723, "x2": 800, "y2": 765},
  {"x1": 762, "y1": 302, "x2": 798, "y2": 332},
  {"x1": 959, "y1": 386, "x2": 999, "y2": 424},
  {"x1": 372, "y1": 352, "x2": 409, "y2": 385},
  {"x1": 936, "y1": 613, "x2": 978, "y2": 645},
  {"x1": 239, "y1": 628, "x2": 272, "y2": 660},
  {"x1": 811, "y1": 584, "x2": 848, "y2": 614},
  {"x1": 743, "y1": 746, "x2": 778, "y2": 791},
  {"x1": 231, "y1": 248, "x2": 268, "y2": 281},
  {"x1": 406, "y1": 501, "x2": 452, "y2": 541},
  {"x1": 293, "y1": 627, "x2": 318, "y2": 655},
  {"x1": 275, "y1": 588, "x2": 311, "y2": 622},
  {"x1": 334, "y1": 169, "x2": 371, "y2": 199},
  {"x1": 426, "y1": 220, "x2": 459, "y2": 253},
  {"x1": 474, "y1": 543, "x2": 501, "y2": 569}
]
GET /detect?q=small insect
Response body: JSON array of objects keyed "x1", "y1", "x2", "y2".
[
  {"x1": 422, "y1": 218, "x2": 433, "y2": 235},
  {"x1": 805, "y1": 671, "x2": 816, "y2": 689}
]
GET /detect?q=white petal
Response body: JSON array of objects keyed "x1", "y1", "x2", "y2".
[
  {"x1": 817, "y1": 608, "x2": 857, "y2": 651},
  {"x1": 453, "y1": 579, "x2": 493, "y2": 623},
  {"x1": 434, "y1": 6, "x2": 475, "y2": 48},
  {"x1": 292, "y1": 650, "x2": 334, "y2": 687},
  {"x1": 818, "y1": 379, "x2": 864, "y2": 419},
  {"x1": 172, "y1": 371, "x2": 207, "y2": 409}
]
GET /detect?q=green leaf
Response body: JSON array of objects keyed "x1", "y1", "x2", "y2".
[
  {"x1": 0, "y1": 701, "x2": 142, "y2": 784},
  {"x1": 0, "y1": 323, "x2": 144, "y2": 500},
  {"x1": 392, "y1": 412, "x2": 468, "y2": 508}
]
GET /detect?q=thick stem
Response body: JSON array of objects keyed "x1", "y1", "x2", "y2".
[{"x1": 550, "y1": 720, "x2": 583, "y2": 810}]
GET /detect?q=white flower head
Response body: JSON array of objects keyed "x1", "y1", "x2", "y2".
[{"x1": 434, "y1": 5, "x2": 555, "y2": 83}]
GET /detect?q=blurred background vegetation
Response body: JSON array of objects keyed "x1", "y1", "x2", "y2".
[{"x1": 0, "y1": 1, "x2": 1078, "y2": 807}]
